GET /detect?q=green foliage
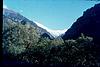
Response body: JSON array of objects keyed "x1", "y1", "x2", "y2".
[
  {"x1": 60, "y1": 34, "x2": 97, "y2": 66},
  {"x1": 3, "y1": 21, "x2": 98, "y2": 67},
  {"x1": 16, "y1": 34, "x2": 97, "y2": 67},
  {"x1": 3, "y1": 22, "x2": 40, "y2": 55},
  {"x1": 51, "y1": 37, "x2": 64, "y2": 46}
]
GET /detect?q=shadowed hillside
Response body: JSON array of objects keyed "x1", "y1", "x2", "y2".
[{"x1": 62, "y1": 3, "x2": 100, "y2": 46}]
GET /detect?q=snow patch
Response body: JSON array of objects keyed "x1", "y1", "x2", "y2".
[
  {"x1": 3, "y1": 4, "x2": 8, "y2": 9},
  {"x1": 34, "y1": 21, "x2": 67, "y2": 38}
]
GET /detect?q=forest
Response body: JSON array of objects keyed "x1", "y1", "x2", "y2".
[{"x1": 2, "y1": 22, "x2": 99, "y2": 67}]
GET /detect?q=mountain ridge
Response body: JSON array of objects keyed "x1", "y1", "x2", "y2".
[
  {"x1": 62, "y1": 3, "x2": 100, "y2": 47},
  {"x1": 3, "y1": 8, "x2": 67, "y2": 38},
  {"x1": 3, "y1": 8, "x2": 54, "y2": 39}
]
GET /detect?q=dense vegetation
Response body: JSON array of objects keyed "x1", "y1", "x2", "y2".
[{"x1": 2, "y1": 22, "x2": 99, "y2": 67}]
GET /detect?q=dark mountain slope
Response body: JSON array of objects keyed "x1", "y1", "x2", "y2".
[{"x1": 62, "y1": 3, "x2": 100, "y2": 45}]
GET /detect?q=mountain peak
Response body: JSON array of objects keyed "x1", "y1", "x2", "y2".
[{"x1": 34, "y1": 21, "x2": 67, "y2": 38}]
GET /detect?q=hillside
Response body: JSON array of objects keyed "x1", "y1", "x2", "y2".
[
  {"x1": 3, "y1": 8, "x2": 54, "y2": 39},
  {"x1": 62, "y1": 3, "x2": 100, "y2": 45}
]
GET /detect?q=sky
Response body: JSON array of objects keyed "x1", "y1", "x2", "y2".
[{"x1": 3, "y1": 0, "x2": 100, "y2": 30}]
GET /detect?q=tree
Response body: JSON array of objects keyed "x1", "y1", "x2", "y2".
[{"x1": 3, "y1": 21, "x2": 40, "y2": 56}]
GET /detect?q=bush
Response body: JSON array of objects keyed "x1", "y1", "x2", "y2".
[
  {"x1": 3, "y1": 21, "x2": 98, "y2": 67},
  {"x1": 3, "y1": 22, "x2": 40, "y2": 56}
]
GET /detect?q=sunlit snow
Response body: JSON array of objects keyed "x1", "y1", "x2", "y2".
[{"x1": 34, "y1": 21, "x2": 67, "y2": 38}]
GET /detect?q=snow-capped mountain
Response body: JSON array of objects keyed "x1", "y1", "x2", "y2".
[
  {"x1": 3, "y1": 7, "x2": 67, "y2": 38},
  {"x1": 34, "y1": 21, "x2": 67, "y2": 38}
]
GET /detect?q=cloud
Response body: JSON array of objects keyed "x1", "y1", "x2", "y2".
[{"x1": 3, "y1": 4, "x2": 8, "y2": 9}]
